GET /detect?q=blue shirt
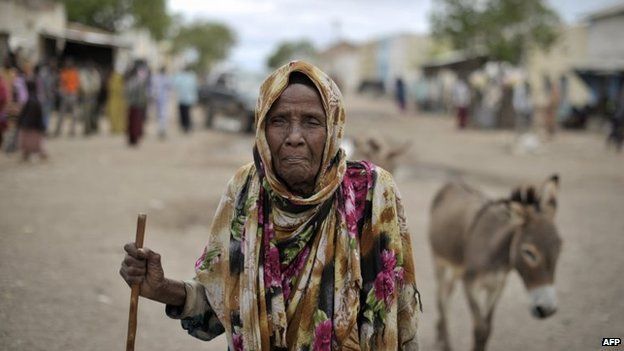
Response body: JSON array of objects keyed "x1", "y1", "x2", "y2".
[{"x1": 173, "y1": 71, "x2": 198, "y2": 105}]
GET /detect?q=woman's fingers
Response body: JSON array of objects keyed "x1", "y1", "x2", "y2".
[
  {"x1": 120, "y1": 260, "x2": 145, "y2": 274},
  {"x1": 120, "y1": 252, "x2": 147, "y2": 288},
  {"x1": 123, "y1": 242, "x2": 147, "y2": 259},
  {"x1": 123, "y1": 254, "x2": 145, "y2": 267},
  {"x1": 121, "y1": 243, "x2": 164, "y2": 296},
  {"x1": 119, "y1": 264, "x2": 144, "y2": 286},
  {"x1": 120, "y1": 268, "x2": 143, "y2": 283},
  {"x1": 146, "y1": 249, "x2": 162, "y2": 268},
  {"x1": 124, "y1": 263, "x2": 146, "y2": 276}
]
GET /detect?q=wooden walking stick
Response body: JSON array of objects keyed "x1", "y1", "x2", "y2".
[{"x1": 126, "y1": 214, "x2": 147, "y2": 351}]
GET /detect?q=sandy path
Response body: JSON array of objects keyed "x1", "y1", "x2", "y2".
[{"x1": 0, "y1": 98, "x2": 622, "y2": 350}]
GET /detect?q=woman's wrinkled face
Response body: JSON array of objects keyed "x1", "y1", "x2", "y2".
[{"x1": 265, "y1": 83, "x2": 327, "y2": 197}]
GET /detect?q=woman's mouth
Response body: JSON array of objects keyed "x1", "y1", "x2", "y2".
[{"x1": 283, "y1": 156, "x2": 308, "y2": 164}]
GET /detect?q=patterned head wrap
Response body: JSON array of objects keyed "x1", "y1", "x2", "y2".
[{"x1": 254, "y1": 60, "x2": 347, "y2": 205}]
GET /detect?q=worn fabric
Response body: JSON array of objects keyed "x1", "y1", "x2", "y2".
[
  {"x1": 169, "y1": 61, "x2": 420, "y2": 350},
  {"x1": 457, "y1": 107, "x2": 468, "y2": 129},
  {"x1": 80, "y1": 68, "x2": 101, "y2": 96},
  {"x1": 452, "y1": 80, "x2": 470, "y2": 108},
  {"x1": 18, "y1": 129, "x2": 45, "y2": 154},
  {"x1": 125, "y1": 74, "x2": 149, "y2": 108},
  {"x1": 106, "y1": 72, "x2": 127, "y2": 134},
  {"x1": 60, "y1": 68, "x2": 80, "y2": 95},
  {"x1": 54, "y1": 93, "x2": 78, "y2": 136},
  {"x1": 0, "y1": 75, "x2": 7, "y2": 121},
  {"x1": 127, "y1": 106, "x2": 144, "y2": 145},
  {"x1": 512, "y1": 84, "x2": 532, "y2": 116},
  {"x1": 152, "y1": 73, "x2": 171, "y2": 134},
  {"x1": 178, "y1": 103, "x2": 192, "y2": 133},
  {"x1": 18, "y1": 97, "x2": 45, "y2": 132},
  {"x1": 173, "y1": 71, "x2": 198, "y2": 106}
]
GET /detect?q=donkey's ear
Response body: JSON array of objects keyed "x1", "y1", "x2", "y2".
[
  {"x1": 510, "y1": 185, "x2": 539, "y2": 208},
  {"x1": 387, "y1": 141, "x2": 411, "y2": 160},
  {"x1": 508, "y1": 202, "x2": 527, "y2": 226},
  {"x1": 540, "y1": 174, "x2": 560, "y2": 219}
]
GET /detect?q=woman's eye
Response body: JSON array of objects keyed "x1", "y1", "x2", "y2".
[
  {"x1": 269, "y1": 116, "x2": 286, "y2": 125},
  {"x1": 305, "y1": 116, "x2": 322, "y2": 126}
]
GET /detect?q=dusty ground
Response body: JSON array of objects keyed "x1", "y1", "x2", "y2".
[{"x1": 1, "y1": 96, "x2": 622, "y2": 351}]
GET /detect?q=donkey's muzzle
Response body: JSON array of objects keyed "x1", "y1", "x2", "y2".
[
  {"x1": 529, "y1": 285, "x2": 558, "y2": 319},
  {"x1": 532, "y1": 305, "x2": 557, "y2": 319}
]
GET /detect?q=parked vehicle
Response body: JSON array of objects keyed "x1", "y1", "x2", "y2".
[{"x1": 198, "y1": 71, "x2": 262, "y2": 134}]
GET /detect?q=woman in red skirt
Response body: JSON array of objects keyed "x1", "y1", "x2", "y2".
[{"x1": 124, "y1": 62, "x2": 149, "y2": 146}]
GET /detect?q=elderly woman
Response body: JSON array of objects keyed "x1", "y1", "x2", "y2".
[{"x1": 120, "y1": 61, "x2": 421, "y2": 350}]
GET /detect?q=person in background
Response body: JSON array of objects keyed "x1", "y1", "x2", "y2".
[
  {"x1": 395, "y1": 77, "x2": 406, "y2": 113},
  {"x1": 96, "y1": 67, "x2": 110, "y2": 123},
  {"x1": 513, "y1": 80, "x2": 533, "y2": 134},
  {"x1": 106, "y1": 68, "x2": 127, "y2": 134},
  {"x1": 17, "y1": 80, "x2": 47, "y2": 161},
  {"x1": 607, "y1": 86, "x2": 624, "y2": 153},
  {"x1": 413, "y1": 76, "x2": 428, "y2": 112},
  {"x1": 80, "y1": 62, "x2": 101, "y2": 136},
  {"x1": 35, "y1": 62, "x2": 56, "y2": 133},
  {"x1": 55, "y1": 58, "x2": 80, "y2": 137},
  {"x1": 544, "y1": 76, "x2": 559, "y2": 139},
  {"x1": 429, "y1": 77, "x2": 442, "y2": 112},
  {"x1": 152, "y1": 66, "x2": 171, "y2": 139},
  {"x1": 4, "y1": 62, "x2": 28, "y2": 153},
  {"x1": 1, "y1": 59, "x2": 14, "y2": 150},
  {"x1": 124, "y1": 62, "x2": 149, "y2": 146},
  {"x1": 173, "y1": 66, "x2": 198, "y2": 133},
  {"x1": 0, "y1": 73, "x2": 8, "y2": 147},
  {"x1": 452, "y1": 77, "x2": 470, "y2": 129},
  {"x1": 557, "y1": 76, "x2": 571, "y2": 123}
]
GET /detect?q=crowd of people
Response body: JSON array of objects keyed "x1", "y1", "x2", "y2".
[
  {"x1": 1, "y1": 56, "x2": 51, "y2": 161},
  {"x1": 412, "y1": 73, "x2": 567, "y2": 135},
  {"x1": 407, "y1": 70, "x2": 624, "y2": 150},
  {"x1": 0, "y1": 53, "x2": 201, "y2": 161},
  {"x1": 2, "y1": 52, "x2": 622, "y2": 162}
]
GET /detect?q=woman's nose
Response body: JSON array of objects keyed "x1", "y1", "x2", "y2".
[{"x1": 285, "y1": 124, "x2": 305, "y2": 147}]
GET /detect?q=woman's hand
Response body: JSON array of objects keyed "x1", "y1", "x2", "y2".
[
  {"x1": 120, "y1": 243, "x2": 166, "y2": 300},
  {"x1": 119, "y1": 243, "x2": 186, "y2": 306}
]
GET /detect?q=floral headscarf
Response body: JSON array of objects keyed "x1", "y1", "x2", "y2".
[
  {"x1": 176, "y1": 61, "x2": 421, "y2": 350},
  {"x1": 254, "y1": 60, "x2": 347, "y2": 205}
]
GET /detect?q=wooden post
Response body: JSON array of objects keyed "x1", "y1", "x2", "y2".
[{"x1": 126, "y1": 214, "x2": 146, "y2": 351}]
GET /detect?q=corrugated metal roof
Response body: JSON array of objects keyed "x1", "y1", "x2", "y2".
[{"x1": 40, "y1": 22, "x2": 130, "y2": 48}]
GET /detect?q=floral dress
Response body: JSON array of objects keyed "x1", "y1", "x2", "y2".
[{"x1": 166, "y1": 60, "x2": 421, "y2": 350}]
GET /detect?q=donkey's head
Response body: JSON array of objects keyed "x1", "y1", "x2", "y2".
[
  {"x1": 508, "y1": 174, "x2": 562, "y2": 319},
  {"x1": 351, "y1": 137, "x2": 411, "y2": 174}
]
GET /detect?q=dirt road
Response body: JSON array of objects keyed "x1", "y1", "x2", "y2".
[{"x1": 1, "y1": 97, "x2": 622, "y2": 350}]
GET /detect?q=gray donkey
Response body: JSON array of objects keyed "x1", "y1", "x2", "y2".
[
  {"x1": 429, "y1": 175, "x2": 562, "y2": 351},
  {"x1": 345, "y1": 136, "x2": 411, "y2": 174}
]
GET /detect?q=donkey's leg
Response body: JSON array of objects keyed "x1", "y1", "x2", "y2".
[
  {"x1": 434, "y1": 258, "x2": 457, "y2": 351},
  {"x1": 463, "y1": 272, "x2": 507, "y2": 351},
  {"x1": 464, "y1": 278, "x2": 489, "y2": 351}
]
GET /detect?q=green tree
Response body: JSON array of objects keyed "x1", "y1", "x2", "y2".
[
  {"x1": 130, "y1": 0, "x2": 171, "y2": 40},
  {"x1": 171, "y1": 21, "x2": 236, "y2": 72},
  {"x1": 61, "y1": 0, "x2": 170, "y2": 40},
  {"x1": 430, "y1": 0, "x2": 561, "y2": 64},
  {"x1": 267, "y1": 40, "x2": 316, "y2": 69}
]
